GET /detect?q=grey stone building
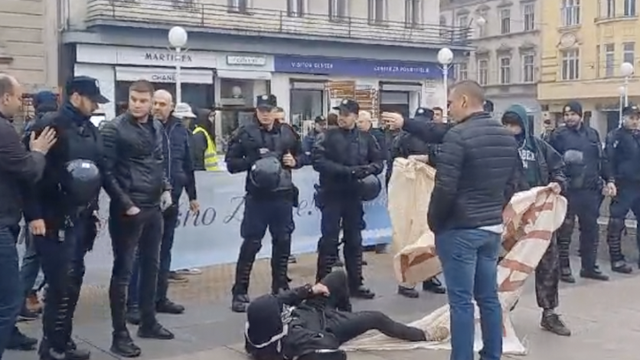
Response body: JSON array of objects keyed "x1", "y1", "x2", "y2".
[
  {"x1": 59, "y1": 0, "x2": 470, "y2": 136},
  {"x1": 440, "y1": 0, "x2": 541, "y2": 132}
]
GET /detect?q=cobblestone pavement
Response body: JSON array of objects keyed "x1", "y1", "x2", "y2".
[{"x1": 7, "y1": 253, "x2": 639, "y2": 360}]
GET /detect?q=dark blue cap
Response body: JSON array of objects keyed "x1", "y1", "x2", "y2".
[
  {"x1": 314, "y1": 115, "x2": 326, "y2": 123},
  {"x1": 622, "y1": 104, "x2": 640, "y2": 116},
  {"x1": 65, "y1": 76, "x2": 109, "y2": 104},
  {"x1": 414, "y1": 107, "x2": 434, "y2": 120},
  {"x1": 332, "y1": 99, "x2": 359, "y2": 114},
  {"x1": 256, "y1": 94, "x2": 277, "y2": 109},
  {"x1": 483, "y1": 100, "x2": 494, "y2": 113}
]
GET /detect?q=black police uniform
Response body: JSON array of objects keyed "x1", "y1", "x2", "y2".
[
  {"x1": 226, "y1": 94, "x2": 304, "y2": 313},
  {"x1": 548, "y1": 101, "x2": 609, "y2": 283},
  {"x1": 22, "y1": 77, "x2": 110, "y2": 360},
  {"x1": 604, "y1": 104, "x2": 640, "y2": 273},
  {"x1": 312, "y1": 99, "x2": 384, "y2": 299},
  {"x1": 244, "y1": 270, "x2": 426, "y2": 360}
]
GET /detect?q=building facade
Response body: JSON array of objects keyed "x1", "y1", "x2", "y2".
[
  {"x1": 440, "y1": 0, "x2": 541, "y2": 132},
  {"x1": 538, "y1": 0, "x2": 639, "y2": 137},
  {"x1": 0, "y1": 0, "x2": 60, "y2": 121},
  {"x1": 61, "y1": 0, "x2": 469, "y2": 139}
]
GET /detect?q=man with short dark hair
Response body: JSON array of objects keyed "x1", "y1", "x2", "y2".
[
  {"x1": 102, "y1": 80, "x2": 175, "y2": 357},
  {"x1": 432, "y1": 107, "x2": 444, "y2": 123},
  {"x1": 0, "y1": 74, "x2": 56, "y2": 358}
]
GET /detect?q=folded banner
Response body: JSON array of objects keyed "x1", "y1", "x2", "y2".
[{"x1": 343, "y1": 158, "x2": 567, "y2": 354}]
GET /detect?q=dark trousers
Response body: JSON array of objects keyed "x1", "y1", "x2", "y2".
[
  {"x1": 35, "y1": 213, "x2": 95, "y2": 353},
  {"x1": 557, "y1": 189, "x2": 603, "y2": 271},
  {"x1": 108, "y1": 206, "x2": 162, "y2": 332},
  {"x1": 316, "y1": 197, "x2": 364, "y2": 287},
  {"x1": 0, "y1": 226, "x2": 21, "y2": 360},
  {"x1": 607, "y1": 184, "x2": 640, "y2": 262},
  {"x1": 232, "y1": 195, "x2": 293, "y2": 296},
  {"x1": 20, "y1": 232, "x2": 45, "y2": 304},
  {"x1": 127, "y1": 206, "x2": 179, "y2": 308},
  {"x1": 284, "y1": 271, "x2": 424, "y2": 359},
  {"x1": 535, "y1": 234, "x2": 560, "y2": 310}
]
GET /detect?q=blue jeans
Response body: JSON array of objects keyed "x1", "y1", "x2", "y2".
[
  {"x1": 0, "y1": 226, "x2": 21, "y2": 359},
  {"x1": 20, "y1": 231, "x2": 45, "y2": 301},
  {"x1": 435, "y1": 229, "x2": 503, "y2": 360}
]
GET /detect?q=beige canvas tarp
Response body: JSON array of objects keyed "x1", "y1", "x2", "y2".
[{"x1": 343, "y1": 158, "x2": 568, "y2": 354}]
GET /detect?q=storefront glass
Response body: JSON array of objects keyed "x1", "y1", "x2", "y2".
[
  {"x1": 218, "y1": 78, "x2": 269, "y2": 141},
  {"x1": 289, "y1": 81, "x2": 324, "y2": 127},
  {"x1": 115, "y1": 81, "x2": 214, "y2": 116}
]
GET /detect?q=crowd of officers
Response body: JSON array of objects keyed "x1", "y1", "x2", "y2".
[{"x1": 2, "y1": 70, "x2": 640, "y2": 360}]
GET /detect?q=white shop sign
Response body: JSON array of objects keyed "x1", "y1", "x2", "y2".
[
  {"x1": 76, "y1": 44, "x2": 219, "y2": 69},
  {"x1": 115, "y1": 66, "x2": 214, "y2": 84},
  {"x1": 226, "y1": 55, "x2": 267, "y2": 66}
]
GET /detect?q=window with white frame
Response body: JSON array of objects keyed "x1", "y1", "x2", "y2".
[
  {"x1": 624, "y1": 0, "x2": 636, "y2": 16},
  {"x1": 624, "y1": 42, "x2": 635, "y2": 65},
  {"x1": 439, "y1": 16, "x2": 448, "y2": 37},
  {"x1": 561, "y1": 49, "x2": 580, "y2": 80},
  {"x1": 329, "y1": 0, "x2": 348, "y2": 20},
  {"x1": 455, "y1": 63, "x2": 468, "y2": 80},
  {"x1": 228, "y1": 0, "x2": 250, "y2": 13},
  {"x1": 287, "y1": 0, "x2": 305, "y2": 17},
  {"x1": 368, "y1": 0, "x2": 386, "y2": 24},
  {"x1": 477, "y1": 13, "x2": 487, "y2": 37},
  {"x1": 499, "y1": 56, "x2": 511, "y2": 84},
  {"x1": 500, "y1": 8, "x2": 511, "y2": 34},
  {"x1": 478, "y1": 59, "x2": 489, "y2": 85},
  {"x1": 522, "y1": 53, "x2": 535, "y2": 82},
  {"x1": 605, "y1": 43, "x2": 615, "y2": 77},
  {"x1": 561, "y1": 0, "x2": 580, "y2": 26},
  {"x1": 457, "y1": 14, "x2": 468, "y2": 28},
  {"x1": 605, "y1": 0, "x2": 615, "y2": 18},
  {"x1": 405, "y1": 0, "x2": 421, "y2": 27},
  {"x1": 523, "y1": 3, "x2": 535, "y2": 31}
]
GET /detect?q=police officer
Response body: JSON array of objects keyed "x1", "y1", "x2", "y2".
[
  {"x1": 483, "y1": 100, "x2": 494, "y2": 114},
  {"x1": 548, "y1": 101, "x2": 610, "y2": 283},
  {"x1": 389, "y1": 107, "x2": 446, "y2": 298},
  {"x1": 226, "y1": 94, "x2": 303, "y2": 313},
  {"x1": 604, "y1": 104, "x2": 640, "y2": 274},
  {"x1": 23, "y1": 76, "x2": 111, "y2": 360},
  {"x1": 312, "y1": 99, "x2": 384, "y2": 299}
]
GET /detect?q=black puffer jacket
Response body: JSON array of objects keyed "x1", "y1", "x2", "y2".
[
  {"x1": 101, "y1": 113, "x2": 171, "y2": 210},
  {"x1": 421, "y1": 112, "x2": 522, "y2": 234}
]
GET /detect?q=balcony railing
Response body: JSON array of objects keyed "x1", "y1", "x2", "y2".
[{"x1": 85, "y1": 0, "x2": 469, "y2": 46}]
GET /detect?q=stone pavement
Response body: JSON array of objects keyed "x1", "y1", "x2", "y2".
[{"x1": 6, "y1": 253, "x2": 640, "y2": 360}]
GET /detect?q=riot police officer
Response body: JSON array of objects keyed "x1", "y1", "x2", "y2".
[
  {"x1": 23, "y1": 76, "x2": 111, "y2": 360},
  {"x1": 548, "y1": 101, "x2": 610, "y2": 283},
  {"x1": 226, "y1": 94, "x2": 303, "y2": 313},
  {"x1": 312, "y1": 99, "x2": 384, "y2": 299},
  {"x1": 389, "y1": 107, "x2": 446, "y2": 298},
  {"x1": 604, "y1": 104, "x2": 640, "y2": 274}
]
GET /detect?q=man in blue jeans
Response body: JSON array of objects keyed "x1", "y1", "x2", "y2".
[
  {"x1": 0, "y1": 74, "x2": 55, "y2": 358},
  {"x1": 388, "y1": 81, "x2": 522, "y2": 360}
]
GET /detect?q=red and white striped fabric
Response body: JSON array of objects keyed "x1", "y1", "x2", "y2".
[{"x1": 343, "y1": 158, "x2": 568, "y2": 354}]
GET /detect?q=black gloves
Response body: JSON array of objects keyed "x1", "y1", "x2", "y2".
[{"x1": 351, "y1": 165, "x2": 373, "y2": 179}]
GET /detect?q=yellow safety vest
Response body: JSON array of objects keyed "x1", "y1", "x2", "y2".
[{"x1": 193, "y1": 127, "x2": 219, "y2": 171}]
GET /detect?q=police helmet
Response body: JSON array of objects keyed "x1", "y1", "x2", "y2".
[
  {"x1": 358, "y1": 174, "x2": 382, "y2": 202},
  {"x1": 62, "y1": 159, "x2": 102, "y2": 207},
  {"x1": 563, "y1": 149, "x2": 584, "y2": 165},
  {"x1": 250, "y1": 157, "x2": 282, "y2": 191}
]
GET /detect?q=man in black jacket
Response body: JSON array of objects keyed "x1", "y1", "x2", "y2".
[
  {"x1": 604, "y1": 104, "x2": 640, "y2": 274},
  {"x1": 126, "y1": 91, "x2": 199, "y2": 325},
  {"x1": 25, "y1": 77, "x2": 114, "y2": 360},
  {"x1": 101, "y1": 80, "x2": 174, "y2": 357},
  {"x1": 548, "y1": 101, "x2": 610, "y2": 283},
  {"x1": 385, "y1": 80, "x2": 521, "y2": 360},
  {"x1": 312, "y1": 99, "x2": 384, "y2": 299},
  {"x1": 0, "y1": 74, "x2": 56, "y2": 358},
  {"x1": 225, "y1": 94, "x2": 304, "y2": 313},
  {"x1": 501, "y1": 105, "x2": 571, "y2": 337}
]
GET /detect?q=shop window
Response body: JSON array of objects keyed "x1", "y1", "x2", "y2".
[
  {"x1": 115, "y1": 81, "x2": 213, "y2": 116},
  {"x1": 219, "y1": 78, "x2": 263, "y2": 141},
  {"x1": 290, "y1": 82, "x2": 324, "y2": 128}
]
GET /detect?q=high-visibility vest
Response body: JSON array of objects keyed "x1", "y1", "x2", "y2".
[{"x1": 193, "y1": 127, "x2": 219, "y2": 171}]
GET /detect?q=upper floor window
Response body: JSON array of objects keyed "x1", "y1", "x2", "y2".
[
  {"x1": 457, "y1": 14, "x2": 468, "y2": 28},
  {"x1": 500, "y1": 8, "x2": 511, "y2": 34},
  {"x1": 499, "y1": 56, "x2": 512, "y2": 84},
  {"x1": 405, "y1": 0, "x2": 422, "y2": 28},
  {"x1": 523, "y1": 3, "x2": 535, "y2": 31},
  {"x1": 522, "y1": 53, "x2": 535, "y2": 82},
  {"x1": 329, "y1": 0, "x2": 348, "y2": 21},
  {"x1": 624, "y1": 42, "x2": 635, "y2": 65},
  {"x1": 561, "y1": 0, "x2": 580, "y2": 26},
  {"x1": 477, "y1": 59, "x2": 489, "y2": 85},
  {"x1": 605, "y1": 0, "x2": 615, "y2": 18},
  {"x1": 368, "y1": 0, "x2": 386, "y2": 25},
  {"x1": 287, "y1": 0, "x2": 306, "y2": 17},
  {"x1": 455, "y1": 63, "x2": 468, "y2": 81},
  {"x1": 561, "y1": 49, "x2": 580, "y2": 80},
  {"x1": 228, "y1": 0, "x2": 250, "y2": 13},
  {"x1": 624, "y1": 0, "x2": 636, "y2": 16},
  {"x1": 605, "y1": 43, "x2": 615, "y2": 77}
]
